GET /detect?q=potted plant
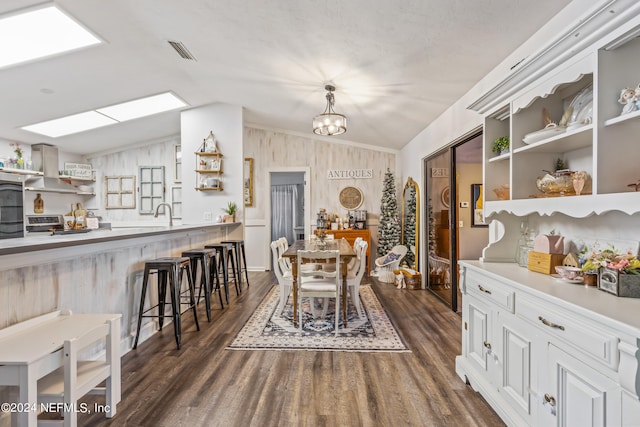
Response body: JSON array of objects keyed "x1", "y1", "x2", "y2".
[
  {"x1": 222, "y1": 201, "x2": 237, "y2": 223},
  {"x1": 491, "y1": 136, "x2": 510, "y2": 156}
]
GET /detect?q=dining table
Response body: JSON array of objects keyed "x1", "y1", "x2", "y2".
[{"x1": 282, "y1": 238, "x2": 356, "y2": 327}]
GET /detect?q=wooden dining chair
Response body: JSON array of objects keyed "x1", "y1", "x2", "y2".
[
  {"x1": 297, "y1": 249, "x2": 341, "y2": 336},
  {"x1": 270, "y1": 239, "x2": 293, "y2": 314}
]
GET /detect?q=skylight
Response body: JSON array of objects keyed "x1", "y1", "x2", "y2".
[
  {"x1": 22, "y1": 92, "x2": 188, "y2": 137},
  {"x1": 0, "y1": 5, "x2": 101, "y2": 69},
  {"x1": 97, "y1": 93, "x2": 188, "y2": 122}
]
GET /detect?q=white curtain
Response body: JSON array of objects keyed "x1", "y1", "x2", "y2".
[{"x1": 271, "y1": 184, "x2": 299, "y2": 244}]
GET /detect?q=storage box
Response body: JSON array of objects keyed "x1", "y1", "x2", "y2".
[
  {"x1": 527, "y1": 251, "x2": 565, "y2": 274},
  {"x1": 598, "y1": 267, "x2": 640, "y2": 297},
  {"x1": 402, "y1": 271, "x2": 422, "y2": 290}
]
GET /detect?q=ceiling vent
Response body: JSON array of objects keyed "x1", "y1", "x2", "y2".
[{"x1": 167, "y1": 40, "x2": 196, "y2": 61}]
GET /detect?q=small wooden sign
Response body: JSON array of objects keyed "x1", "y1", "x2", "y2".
[{"x1": 64, "y1": 162, "x2": 93, "y2": 178}]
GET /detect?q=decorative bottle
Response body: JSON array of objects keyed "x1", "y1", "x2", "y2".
[{"x1": 34, "y1": 193, "x2": 44, "y2": 214}]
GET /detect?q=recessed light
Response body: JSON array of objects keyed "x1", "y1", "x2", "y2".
[{"x1": 0, "y1": 5, "x2": 101, "y2": 69}]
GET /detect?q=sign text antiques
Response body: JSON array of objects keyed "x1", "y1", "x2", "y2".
[{"x1": 327, "y1": 169, "x2": 373, "y2": 180}]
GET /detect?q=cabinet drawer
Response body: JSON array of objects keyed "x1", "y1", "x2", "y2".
[
  {"x1": 465, "y1": 271, "x2": 515, "y2": 313},
  {"x1": 517, "y1": 296, "x2": 618, "y2": 369}
]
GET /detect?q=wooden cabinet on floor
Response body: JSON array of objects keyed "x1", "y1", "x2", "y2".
[{"x1": 323, "y1": 229, "x2": 371, "y2": 273}]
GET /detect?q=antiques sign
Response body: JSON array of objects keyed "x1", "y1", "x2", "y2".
[{"x1": 327, "y1": 169, "x2": 373, "y2": 180}]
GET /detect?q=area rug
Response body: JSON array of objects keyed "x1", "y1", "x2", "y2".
[{"x1": 227, "y1": 284, "x2": 409, "y2": 352}]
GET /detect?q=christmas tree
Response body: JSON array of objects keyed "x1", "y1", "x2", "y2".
[
  {"x1": 428, "y1": 197, "x2": 436, "y2": 253},
  {"x1": 404, "y1": 185, "x2": 416, "y2": 267},
  {"x1": 378, "y1": 169, "x2": 401, "y2": 256}
]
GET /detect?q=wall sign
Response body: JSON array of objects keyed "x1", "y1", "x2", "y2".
[
  {"x1": 431, "y1": 167, "x2": 449, "y2": 178},
  {"x1": 64, "y1": 162, "x2": 93, "y2": 178},
  {"x1": 327, "y1": 169, "x2": 373, "y2": 179}
]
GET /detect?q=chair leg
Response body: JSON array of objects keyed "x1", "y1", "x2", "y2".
[
  {"x1": 133, "y1": 266, "x2": 151, "y2": 349},
  {"x1": 209, "y1": 254, "x2": 224, "y2": 309},
  {"x1": 240, "y1": 243, "x2": 250, "y2": 287},
  {"x1": 158, "y1": 271, "x2": 168, "y2": 331},
  {"x1": 199, "y1": 257, "x2": 212, "y2": 322},
  {"x1": 335, "y1": 294, "x2": 340, "y2": 337},
  {"x1": 184, "y1": 264, "x2": 200, "y2": 331},
  {"x1": 168, "y1": 267, "x2": 181, "y2": 350}
]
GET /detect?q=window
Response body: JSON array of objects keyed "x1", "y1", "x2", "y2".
[
  {"x1": 104, "y1": 175, "x2": 136, "y2": 209},
  {"x1": 138, "y1": 166, "x2": 165, "y2": 214}
]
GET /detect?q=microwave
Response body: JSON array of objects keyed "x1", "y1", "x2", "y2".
[{"x1": 0, "y1": 172, "x2": 24, "y2": 239}]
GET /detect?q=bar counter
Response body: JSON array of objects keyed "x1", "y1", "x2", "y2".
[{"x1": 0, "y1": 222, "x2": 242, "y2": 349}]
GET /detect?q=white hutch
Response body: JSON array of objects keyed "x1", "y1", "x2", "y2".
[{"x1": 455, "y1": 2, "x2": 640, "y2": 426}]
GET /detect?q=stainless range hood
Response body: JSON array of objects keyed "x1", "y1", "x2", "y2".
[{"x1": 25, "y1": 144, "x2": 81, "y2": 194}]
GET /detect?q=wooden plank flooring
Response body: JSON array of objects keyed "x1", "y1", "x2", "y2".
[{"x1": 79, "y1": 272, "x2": 504, "y2": 427}]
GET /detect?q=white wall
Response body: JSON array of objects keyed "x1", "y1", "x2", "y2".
[
  {"x1": 400, "y1": 0, "x2": 602, "y2": 264},
  {"x1": 244, "y1": 127, "x2": 397, "y2": 270},
  {"x1": 180, "y1": 103, "x2": 244, "y2": 225}
]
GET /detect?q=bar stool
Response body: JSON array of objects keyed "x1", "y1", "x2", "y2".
[
  {"x1": 181, "y1": 248, "x2": 224, "y2": 322},
  {"x1": 204, "y1": 243, "x2": 238, "y2": 303},
  {"x1": 133, "y1": 257, "x2": 200, "y2": 350},
  {"x1": 221, "y1": 239, "x2": 250, "y2": 291}
]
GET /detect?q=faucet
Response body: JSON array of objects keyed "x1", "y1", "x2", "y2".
[{"x1": 154, "y1": 202, "x2": 173, "y2": 226}]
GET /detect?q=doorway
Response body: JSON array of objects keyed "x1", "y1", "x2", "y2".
[
  {"x1": 424, "y1": 130, "x2": 487, "y2": 312},
  {"x1": 270, "y1": 171, "x2": 305, "y2": 244}
]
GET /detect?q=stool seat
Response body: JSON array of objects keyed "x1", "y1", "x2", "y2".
[{"x1": 133, "y1": 256, "x2": 200, "y2": 350}]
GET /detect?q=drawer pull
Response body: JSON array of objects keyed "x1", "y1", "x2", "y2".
[
  {"x1": 538, "y1": 316, "x2": 565, "y2": 331},
  {"x1": 544, "y1": 393, "x2": 556, "y2": 407},
  {"x1": 478, "y1": 285, "x2": 492, "y2": 294},
  {"x1": 483, "y1": 341, "x2": 492, "y2": 350}
]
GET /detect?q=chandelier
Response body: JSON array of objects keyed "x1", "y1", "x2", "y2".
[{"x1": 312, "y1": 84, "x2": 347, "y2": 136}]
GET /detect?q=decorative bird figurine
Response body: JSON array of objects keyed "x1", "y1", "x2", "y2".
[{"x1": 627, "y1": 180, "x2": 640, "y2": 191}]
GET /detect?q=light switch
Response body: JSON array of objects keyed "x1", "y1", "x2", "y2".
[
  {"x1": 459, "y1": 220, "x2": 464, "y2": 228},
  {"x1": 460, "y1": 201, "x2": 469, "y2": 208}
]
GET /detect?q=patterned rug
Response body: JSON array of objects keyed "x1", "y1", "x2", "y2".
[{"x1": 227, "y1": 284, "x2": 409, "y2": 352}]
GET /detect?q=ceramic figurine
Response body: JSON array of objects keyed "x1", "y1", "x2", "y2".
[
  {"x1": 618, "y1": 87, "x2": 638, "y2": 115},
  {"x1": 635, "y1": 84, "x2": 640, "y2": 109}
]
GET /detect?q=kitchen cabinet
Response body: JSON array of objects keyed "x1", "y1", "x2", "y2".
[
  {"x1": 459, "y1": 266, "x2": 534, "y2": 426},
  {"x1": 456, "y1": 261, "x2": 640, "y2": 427},
  {"x1": 195, "y1": 151, "x2": 223, "y2": 191}
]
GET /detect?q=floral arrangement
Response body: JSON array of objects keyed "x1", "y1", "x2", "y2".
[
  {"x1": 11, "y1": 143, "x2": 22, "y2": 159},
  {"x1": 579, "y1": 242, "x2": 640, "y2": 274}
]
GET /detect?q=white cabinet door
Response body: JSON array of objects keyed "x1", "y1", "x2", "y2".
[
  {"x1": 466, "y1": 298, "x2": 491, "y2": 374},
  {"x1": 540, "y1": 344, "x2": 620, "y2": 427},
  {"x1": 496, "y1": 312, "x2": 534, "y2": 424}
]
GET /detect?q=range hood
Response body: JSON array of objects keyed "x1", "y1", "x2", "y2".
[{"x1": 25, "y1": 144, "x2": 81, "y2": 194}]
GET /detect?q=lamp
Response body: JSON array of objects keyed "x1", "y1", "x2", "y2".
[{"x1": 313, "y1": 84, "x2": 347, "y2": 136}]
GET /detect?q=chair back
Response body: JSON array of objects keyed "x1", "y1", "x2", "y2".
[
  {"x1": 353, "y1": 240, "x2": 369, "y2": 279},
  {"x1": 278, "y1": 237, "x2": 292, "y2": 270},
  {"x1": 270, "y1": 240, "x2": 287, "y2": 283},
  {"x1": 297, "y1": 249, "x2": 340, "y2": 282}
]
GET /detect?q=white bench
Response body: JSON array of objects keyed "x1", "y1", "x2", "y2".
[{"x1": 0, "y1": 310, "x2": 121, "y2": 427}]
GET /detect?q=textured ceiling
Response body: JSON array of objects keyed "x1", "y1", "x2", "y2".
[{"x1": 0, "y1": 0, "x2": 572, "y2": 154}]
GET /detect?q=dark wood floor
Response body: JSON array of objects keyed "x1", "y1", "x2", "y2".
[{"x1": 80, "y1": 272, "x2": 503, "y2": 427}]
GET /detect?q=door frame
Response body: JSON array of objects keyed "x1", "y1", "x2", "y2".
[
  {"x1": 264, "y1": 167, "x2": 311, "y2": 270},
  {"x1": 424, "y1": 127, "x2": 482, "y2": 312}
]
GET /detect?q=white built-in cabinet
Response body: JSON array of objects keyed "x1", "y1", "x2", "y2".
[
  {"x1": 478, "y1": 5, "x2": 640, "y2": 218},
  {"x1": 456, "y1": 262, "x2": 640, "y2": 427}
]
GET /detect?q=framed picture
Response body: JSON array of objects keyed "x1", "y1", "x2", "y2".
[
  {"x1": 244, "y1": 158, "x2": 253, "y2": 206},
  {"x1": 471, "y1": 183, "x2": 487, "y2": 227},
  {"x1": 209, "y1": 158, "x2": 221, "y2": 172}
]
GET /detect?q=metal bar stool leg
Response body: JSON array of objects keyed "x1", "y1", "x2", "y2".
[
  {"x1": 184, "y1": 263, "x2": 200, "y2": 331},
  {"x1": 169, "y1": 266, "x2": 181, "y2": 349},
  {"x1": 133, "y1": 264, "x2": 151, "y2": 349},
  {"x1": 208, "y1": 252, "x2": 224, "y2": 308},
  {"x1": 240, "y1": 241, "x2": 250, "y2": 287},
  {"x1": 226, "y1": 247, "x2": 240, "y2": 295}
]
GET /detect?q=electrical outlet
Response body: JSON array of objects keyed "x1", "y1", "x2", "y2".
[
  {"x1": 459, "y1": 220, "x2": 464, "y2": 228},
  {"x1": 460, "y1": 201, "x2": 469, "y2": 208},
  {"x1": 203, "y1": 211, "x2": 212, "y2": 221}
]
